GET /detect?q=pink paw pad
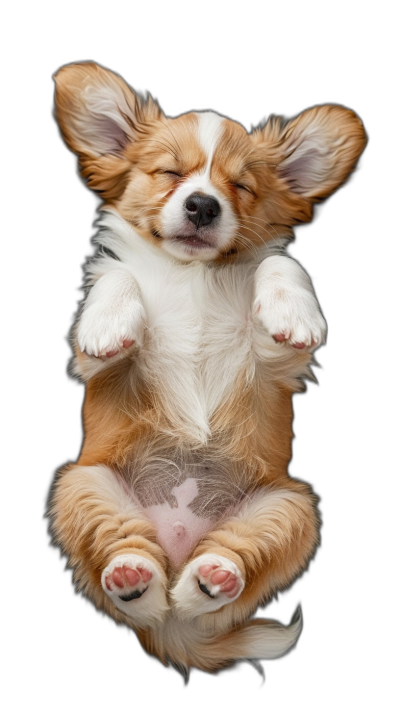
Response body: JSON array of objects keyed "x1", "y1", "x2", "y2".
[
  {"x1": 105, "y1": 339, "x2": 135, "y2": 359},
  {"x1": 292, "y1": 341, "x2": 306, "y2": 349},
  {"x1": 105, "y1": 564, "x2": 152, "y2": 601},
  {"x1": 198, "y1": 563, "x2": 241, "y2": 599},
  {"x1": 273, "y1": 333, "x2": 288, "y2": 343},
  {"x1": 273, "y1": 333, "x2": 308, "y2": 349}
]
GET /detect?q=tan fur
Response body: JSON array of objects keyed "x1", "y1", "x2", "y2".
[{"x1": 49, "y1": 61, "x2": 366, "y2": 674}]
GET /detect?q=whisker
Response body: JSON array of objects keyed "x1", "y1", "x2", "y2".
[
  {"x1": 235, "y1": 232, "x2": 260, "y2": 258},
  {"x1": 236, "y1": 223, "x2": 277, "y2": 250},
  {"x1": 236, "y1": 222, "x2": 269, "y2": 243},
  {"x1": 239, "y1": 216, "x2": 283, "y2": 238},
  {"x1": 238, "y1": 216, "x2": 286, "y2": 249}
]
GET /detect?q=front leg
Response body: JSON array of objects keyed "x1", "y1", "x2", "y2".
[
  {"x1": 254, "y1": 256, "x2": 326, "y2": 349},
  {"x1": 77, "y1": 267, "x2": 146, "y2": 359}
]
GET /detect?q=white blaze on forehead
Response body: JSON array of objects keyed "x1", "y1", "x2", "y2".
[
  {"x1": 196, "y1": 111, "x2": 224, "y2": 176},
  {"x1": 159, "y1": 110, "x2": 237, "y2": 261}
]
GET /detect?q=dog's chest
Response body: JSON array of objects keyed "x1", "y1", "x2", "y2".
[{"x1": 132, "y1": 256, "x2": 255, "y2": 440}]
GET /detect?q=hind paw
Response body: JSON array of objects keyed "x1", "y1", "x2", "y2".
[
  {"x1": 171, "y1": 554, "x2": 245, "y2": 618},
  {"x1": 197, "y1": 562, "x2": 242, "y2": 599},
  {"x1": 104, "y1": 560, "x2": 152, "y2": 600},
  {"x1": 101, "y1": 554, "x2": 168, "y2": 626}
]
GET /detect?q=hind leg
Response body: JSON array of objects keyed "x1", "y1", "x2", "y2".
[
  {"x1": 49, "y1": 464, "x2": 169, "y2": 627},
  {"x1": 171, "y1": 479, "x2": 319, "y2": 623}
]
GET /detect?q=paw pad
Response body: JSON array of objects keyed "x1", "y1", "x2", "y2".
[
  {"x1": 197, "y1": 563, "x2": 242, "y2": 599},
  {"x1": 104, "y1": 563, "x2": 152, "y2": 600},
  {"x1": 171, "y1": 553, "x2": 245, "y2": 618},
  {"x1": 101, "y1": 554, "x2": 169, "y2": 626}
]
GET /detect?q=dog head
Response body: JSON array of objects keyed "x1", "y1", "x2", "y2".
[{"x1": 54, "y1": 62, "x2": 366, "y2": 262}]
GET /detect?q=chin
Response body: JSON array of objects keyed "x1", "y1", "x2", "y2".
[{"x1": 49, "y1": 60, "x2": 367, "y2": 677}]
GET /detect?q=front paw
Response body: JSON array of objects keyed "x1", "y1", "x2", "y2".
[
  {"x1": 77, "y1": 300, "x2": 145, "y2": 358},
  {"x1": 254, "y1": 290, "x2": 326, "y2": 349}
]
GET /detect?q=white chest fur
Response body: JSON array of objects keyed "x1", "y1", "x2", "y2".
[
  {"x1": 77, "y1": 216, "x2": 257, "y2": 446},
  {"x1": 80, "y1": 212, "x2": 313, "y2": 442},
  {"x1": 129, "y1": 236, "x2": 255, "y2": 443}
]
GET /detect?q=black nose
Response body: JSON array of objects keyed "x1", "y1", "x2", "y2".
[{"x1": 185, "y1": 193, "x2": 220, "y2": 228}]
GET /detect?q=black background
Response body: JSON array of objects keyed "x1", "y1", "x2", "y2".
[{"x1": 28, "y1": 26, "x2": 382, "y2": 700}]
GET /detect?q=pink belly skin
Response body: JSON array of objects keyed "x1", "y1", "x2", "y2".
[{"x1": 140, "y1": 478, "x2": 215, "y2": 569}]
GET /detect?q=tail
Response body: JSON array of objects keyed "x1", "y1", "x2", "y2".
[{"x1": 138, "y1": 606, "x2": 303, "y2": 677}]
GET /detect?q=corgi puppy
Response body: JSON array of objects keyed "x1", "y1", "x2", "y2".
[{"x1": 49, "y1": 61, "x2": 366, "y2": 675}]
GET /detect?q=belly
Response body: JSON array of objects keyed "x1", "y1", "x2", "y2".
[
  {"x1": 139, "y1": 478, "x2": 215, "y2": 569},
  {"x1": 129, "y1": 456, "x2": 248, "y2": 568}
]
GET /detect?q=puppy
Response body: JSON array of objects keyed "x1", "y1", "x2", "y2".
[{"x1": 49, "y1": 61, "x2": 366, "y2": 675}]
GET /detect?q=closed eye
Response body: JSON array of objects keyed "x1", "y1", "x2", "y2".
[
  {"x1": 234, "y1": 183, "x2": 254, "y2": 195},
  {"x1": 153, "y1": 169, "x2": 183, "y2": 179}
]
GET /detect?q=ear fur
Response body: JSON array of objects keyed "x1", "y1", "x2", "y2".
[
  {"x1": 53, "y1": 61, "x2": 162, "y2": 199},
  {"x1": 255, "y1": 105, "x2": 367, "y2": 202}
]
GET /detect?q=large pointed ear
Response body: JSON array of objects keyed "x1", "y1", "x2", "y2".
[
  {"x1": 259, "y1": 105, "x2": 367, "y2": 202},
  {"x1": 53, "y1": 62, "x2": 162, "y2": 198}
]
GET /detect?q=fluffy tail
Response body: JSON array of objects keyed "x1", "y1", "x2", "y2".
[{"x1": 139, "y1": 606, "x2": 303, "y2": 676}]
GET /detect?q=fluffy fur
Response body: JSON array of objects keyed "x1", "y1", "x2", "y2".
[{"x1": 48, "y1": 61, "x2": 366, "y2": 675}]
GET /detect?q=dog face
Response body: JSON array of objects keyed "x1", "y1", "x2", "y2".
[{"x1": 54, "y1": 62, "x2": 366, "y2": 262}]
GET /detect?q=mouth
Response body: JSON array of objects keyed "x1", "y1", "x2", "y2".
[
  {"x1": 153, "y1": 227, "x2": 221, "y2": 261},
  {"x1": 174, "y1": 235, "x2": 214, "y2": 249},
  {"x1": 153, "y1": 229, "x2": 213, "y2": 249}
]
